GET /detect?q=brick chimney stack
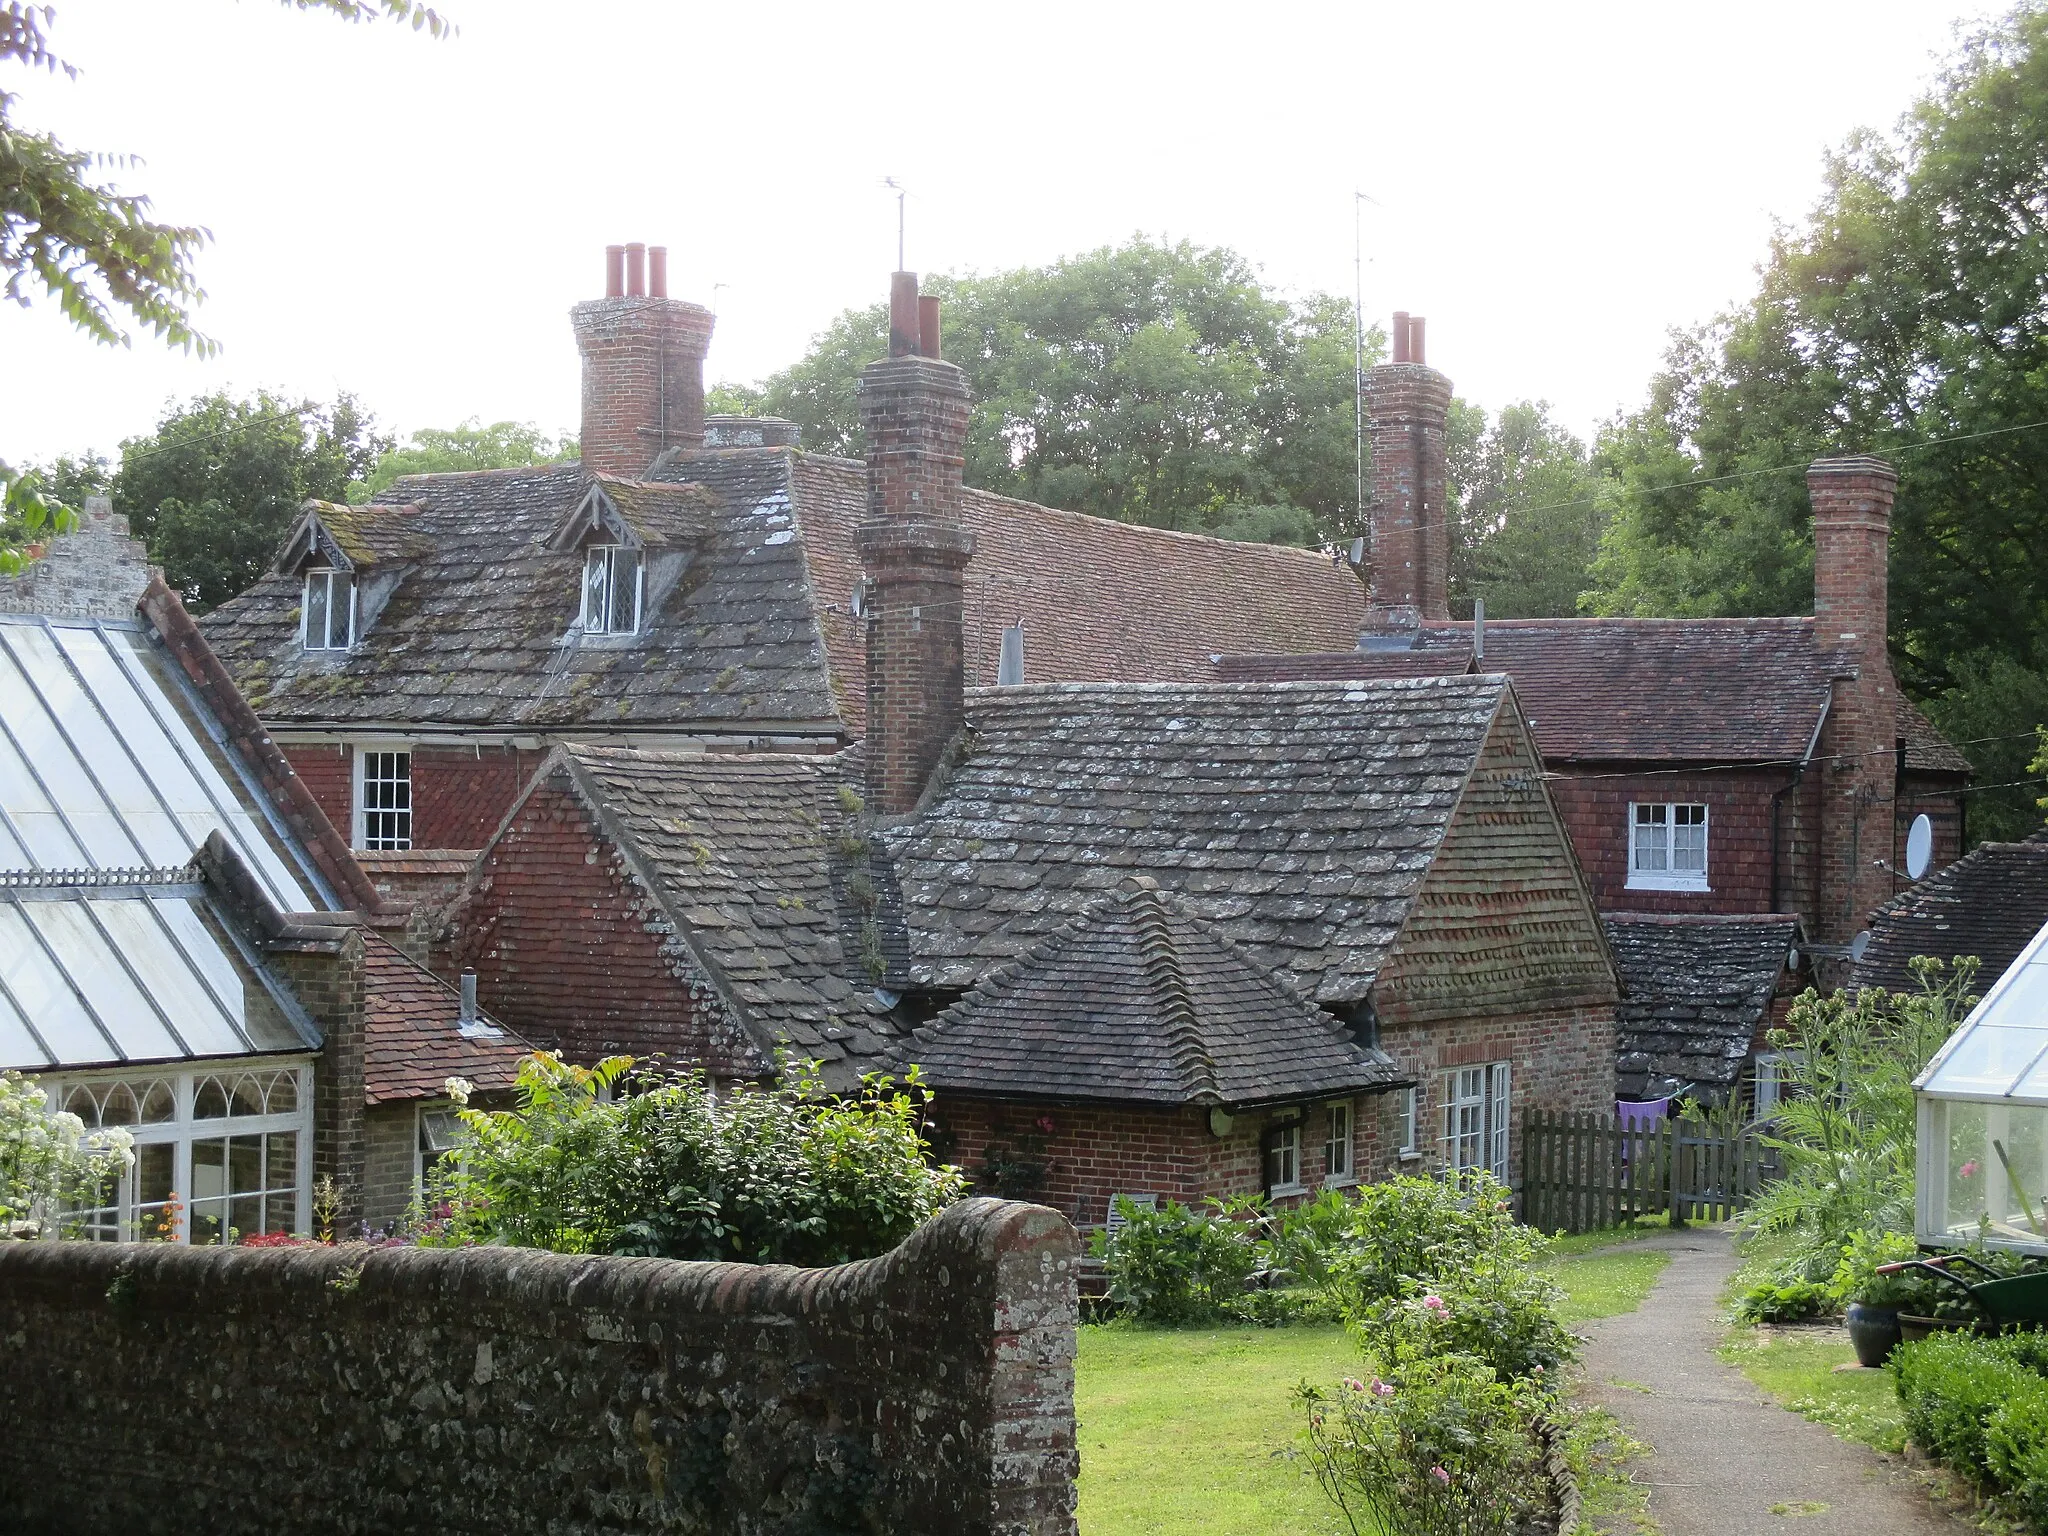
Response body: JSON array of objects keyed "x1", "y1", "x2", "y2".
[
  {"x1": 858, "y1": 272, "x2": 974, "y2": 815},
  {"x1": 1808, "y1": 454, "x2": 1899, "y2": 943},
  {"x1": 570, "y1": 243, "x2": 716, "y2": 478},
  {"x1": 1365, "y1": 312, "x2": 1453, "y2": 628}
]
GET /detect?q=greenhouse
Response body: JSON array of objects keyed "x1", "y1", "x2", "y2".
[{"x1": 1917, "y1": 916, "x2": 2048, "y2": 1253}]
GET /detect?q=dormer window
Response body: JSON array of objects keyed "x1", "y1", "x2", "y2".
[
  {"x1": 582, "y1": 545, "x2": 643, "y2": 635},
  {"x1": 302, "y1": 568, "x2": 355, "y2": 651}
]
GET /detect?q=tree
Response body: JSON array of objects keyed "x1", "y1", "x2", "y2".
[
  {"x1": 113, "y1": 391, "x2": 389, "y2": 609},
  {"x1": 755, "y1": 237, "x2": 1383, "y2": 546},
  {"x1": 1583, "y1": 8, "x2": 2048, "y2": 840},
  {"x1": 349, "y1": 418, "x2": 574, "y2": 503},
  {"x1": 1445, "y1": 400, "x2": 1607, "y2": 619}
]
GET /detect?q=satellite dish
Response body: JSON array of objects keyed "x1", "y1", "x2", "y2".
[
  {"x1": 1850, "y1": 930, "x2": 1872, "y2": 962},
  {"x1": 1348, "y1": 536, "x2": 1366, "y2": 567},
  {"x1": 1906, "y1": 814, "x2": 1934, "y2": 881}
]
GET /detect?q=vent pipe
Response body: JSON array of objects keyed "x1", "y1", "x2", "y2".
[
  {"x1": 459, "y1": 970, "x2": 477, "y2": 1025},
  {"x1": 998, "y1": 622, "x2": 1025, "y2": 686}
]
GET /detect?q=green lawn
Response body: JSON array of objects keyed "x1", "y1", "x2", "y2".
[
  {"x1": 1718, "y1": 1327, "x2": 1906, "y2": 1453},
  {"x1": 1074, "y1": 1229, "x2": 1671, "y2": 1535}
]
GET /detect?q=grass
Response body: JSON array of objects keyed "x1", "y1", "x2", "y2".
[
  {"x1": 1718, "y1": 1327, "x2": 1907, "y2": 1453},
  {"x1": 1074, "y1": 1225, "x2": 1672, "y2": 1535}
]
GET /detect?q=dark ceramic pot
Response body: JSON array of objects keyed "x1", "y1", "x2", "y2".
[{"x1": 1846, "y1": 1302, "x2": 1902, "y2": 1367}]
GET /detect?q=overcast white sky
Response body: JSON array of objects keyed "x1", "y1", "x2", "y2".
[{"x1": 0, "y1": 1, "x2": 1998, "y2": 466}]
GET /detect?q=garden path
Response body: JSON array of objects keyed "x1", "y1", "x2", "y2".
[{"x1": 1575, "y1": 1227, "x2": 1962, "y2": 1536}]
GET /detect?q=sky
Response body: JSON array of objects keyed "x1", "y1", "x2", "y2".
[{"x1": 0, "y1": 0, "x2": 2001, "y2": 467}]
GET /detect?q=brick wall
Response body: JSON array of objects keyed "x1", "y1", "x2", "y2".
[
  {"x1": 934, "y1": 1095, "x2": 1388, "y2": 1232},
  {"x1": 1547, "y1": 765, "x2": 1798, "y2": 915},
  {"x1": 571, "y1": 295, "x2": 716, "y2": 478},
  {"x1": 362, "y1": 1103, "x2": 415, "y2": 1228},
  {"x1": 0, "y1": 497, "x2": 151, "y2": 619},
  {"x1": 271, "y1": 930, "x2": 368, "y2": 1230},
  {"x1": 446, "y1": 775, "x2": 760, "y2": 1073},
  {"x1": 282, "y1": 743, "x2": 549, "y2": 852},
  {"x1": 1380, "y1": 1003, "x2": 1616, "y2": 1186},
  {"x1": 284, "y1": 743, "x2": 353, "y2": 831},
  {"x1": 0, "y1": 1198, "x2": 1080, "y2": 1536}
]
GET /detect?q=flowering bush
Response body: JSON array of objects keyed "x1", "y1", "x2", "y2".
[
  {"x1": 429, "y1": 1052, "x2": 965, "y2": 1265},
  {"x1": 0, "y1": 1070, "x2": 134, "y2": 1238},
  {"x1": 1301, "y1": 1353, "x2": 1550, "y2": 1536},
  {"x1": 1091, "y1": 1194, "x2": 1266, "y2": 1324}
]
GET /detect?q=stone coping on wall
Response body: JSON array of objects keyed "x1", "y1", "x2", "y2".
[{"x1": 0, "y1": 1197, "x2": 1080, "y2": 1536}]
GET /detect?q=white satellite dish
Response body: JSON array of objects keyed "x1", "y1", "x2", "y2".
[
  {"x1": 1906, "y1": 813, "x2": 1934, "y2": 881},
  {"x1": 1851, "y1": 930, "x2": 1872, "y2": 962}
]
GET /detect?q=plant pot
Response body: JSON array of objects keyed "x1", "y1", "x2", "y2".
[
  {"x1": 1898, "y1": 1313, "x2": 1987, "y2": 1344},
  {"x1": 1845, "y1": 1303, "x2": 1902, "y2": 1367}
]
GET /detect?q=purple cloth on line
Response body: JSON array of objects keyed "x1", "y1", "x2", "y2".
[{"x1": 1616, "y1": 1098, "x2": 1671, "y2": 1129}]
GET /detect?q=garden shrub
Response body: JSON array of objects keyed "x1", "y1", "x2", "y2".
[
  {"x1": 1892, "y1": 1332, "x2": 2048, "y2": 1484},
  {"x1": 1222, "y1": 1285, "x2": 1346, "y2": 1328},
  {"x1": 1300, "y1": 1353, "x2": 1550, "y2": 1536},
  {"x1": 0, "y1": 1069, "x2": 133, "y2": 1239},
  {"x1": 434, "y1": 1053, "x2": 964, "y2": 1265},
  {"x1": 1987, "y1": 1390, "x2": 2048, "y2": 1528},
  {"x1": 1091, "y1": 1195, "x2": 1264, "y2": 1324},
  {"x1": 1733, "y1": 1280, "x2": 1834, "y2": 1323},
  {"x1": 1828, "y1": 1229, "x2": 1919, "y2": 1307}
]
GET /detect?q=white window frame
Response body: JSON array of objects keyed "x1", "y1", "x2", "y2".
[
  {"x1": 1754, "y1": 1051, "x2": 1800, "y2": 1118},
  {"x1": 415, "y1": 1102, "x2": 464, "y2": 1199},
  {"x1": 352, "y1": 744, "x2": 413, "y2": 851},
  {"x1": 1627, "y1": 801, "x2": 1710, "y2": 892},
  {"x1": 1440, "y1": 1062, "x2": 1512, "y2": 1180},
  {"x1": 301, "y1": 567, "x2": 356, "y2": 651},
  {"x1": 1396, "y1": 1086, "x2": 1420, "y2": 1159},
  {"x1": 1266, "y1": 1120, "x2": 1304, "y2": 1196},
  {"x1": 1324, "y1": 1099, "x2": 1355, "y2": 1186},
  {"x1": 44, "y1": 1061, "x2": 315, "y2": 1244},
  {"x1": 581, "y1": 544, "x2": 644, "y2": 636}
]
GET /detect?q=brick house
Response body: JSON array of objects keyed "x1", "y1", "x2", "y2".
[
  {"x1": 196, "y1": 247, "x2": 1371, "y2": 900},
  {"x1": 0, "y1": 518, "x2": 525, "y2": 1239},
  {"x1": 439, "y1": 273, "x2": 1622, "y2": 1224},
  {"x1": 1853, "y1": 829, "x2": 2048, "y2": 996},
  {"x1": 1214, "y1": 315, "x2": 1973, "y2": 1105}
]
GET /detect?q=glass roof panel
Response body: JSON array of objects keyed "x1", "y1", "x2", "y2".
[
  {"x1": 1923, "y1": 1025, "x2": 2048, "y2": 1097},
  {"x1": 18, "y1": 898, "x2": 182, "y2": 1062},
  {"x1": 0, "y1": 655, "x2": 143, "y2": 867},
  {"x1": 0, "y1": 985, "x2": 46, "y2": 1072},
  {"x1": 1922, "y1": 919, "x2": 2048, "y2": 1102},
  {"x1": 91, "y1": 898, "x2": 246, "y2": 1059},
  {"x1": 0, "y1": 902, "x2": 113, "y2": 1066}
]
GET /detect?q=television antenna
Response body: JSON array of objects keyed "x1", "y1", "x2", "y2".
[
  {"x1": 882, "y1": 176, "x2": 909, "y2": 269},
  {"x1": 1353, "y1": 190, "x2": 1381, "y2": 543}
]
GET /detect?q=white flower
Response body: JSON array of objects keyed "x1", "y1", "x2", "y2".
[{"x1": 444, "y1": 1077, "x2": 474, "y2": 1106}]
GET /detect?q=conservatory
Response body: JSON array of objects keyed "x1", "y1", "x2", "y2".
[{"x1": 1917, "y1": 916, "x2": 2048, "y2": 1254}]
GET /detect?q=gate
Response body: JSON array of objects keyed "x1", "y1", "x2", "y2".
[{"x1": 1519, "y1": 1107, "x2": 1779, "y2": 1233}]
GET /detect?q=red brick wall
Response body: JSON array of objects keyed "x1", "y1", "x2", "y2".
[
  {"x1": 570, "y1": 295, "x2": 715, "y2": 477},
  {"x1": 445, "y1": 776, "x2": 761, "y2": 1074},
  {"x1": 282, "y1": 744, "x2": 549, "y2": 852},
  {"x1": 1547, "y1": 766, "x2": 1794, "y2": 915},
  {"x1": 933, "y1": 1095, "x2": 1387, "y2": 1231},
  {"x1": 1896, "y1": 776, "x2": 1965, "y2": 889},
  {"x1": 283, "y1": 744, "x2": 353, "y2": 843}
]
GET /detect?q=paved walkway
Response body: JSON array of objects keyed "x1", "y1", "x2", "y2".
[{"x1": 1575, "y1": 1227, "x2": 1963, "y2": 1536}]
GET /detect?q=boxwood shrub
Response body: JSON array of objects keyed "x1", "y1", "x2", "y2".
[{"x1": 1893, "y1": 1330, "x2": 2048, "y2": 1509}]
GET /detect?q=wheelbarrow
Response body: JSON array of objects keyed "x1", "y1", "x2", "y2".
[{"x1": 1875, "y1": 1253, "x2": 2048, "y2": 1339}]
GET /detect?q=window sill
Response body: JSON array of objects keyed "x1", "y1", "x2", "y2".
[
  {"x1": 1269, "y1": 1183, "x2": 1306, "y2": 1198},
  {"x1": 1397, "y1": 1150, "x2": 1422, "y2": 1163},
  {"x1": 1624, "y1": 875, "x2": 1711, "y2": 893},
  {"x1": 1322, "y1": 1175, "x2": 1358, "y2": 1190}
]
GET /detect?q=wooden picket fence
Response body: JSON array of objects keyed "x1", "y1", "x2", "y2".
[{"x1": 1519, "y1": 1107, "x2": 1780, "y2": 1233}]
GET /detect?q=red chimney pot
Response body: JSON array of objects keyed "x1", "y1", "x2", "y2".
[
  {"x1": 625, "y1": 242, "x2": 647, "y2": 298},
  {"x1": 889, "y1": 271, "x2": 920, "y2": 358},
  {"x1": 918, "y1": 294, "x2": 942, "y2": 359},
  {"x1": 1391, "y1": 310, "x2": 1411, "y2": 364},
  {"x1": 604, "y1": 245, "x2": 625, "y2": 299},
  {"x1": 1409, "y1": 316, "x2": 1426, "y2": 366},
  {"x1": 648, "y1": 247, "x2": 668, "y2": 300}
]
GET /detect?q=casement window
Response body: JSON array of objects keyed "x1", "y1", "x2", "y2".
[
  {"x1": 581, "y1": 545, "x2": 644, "y2": 635},
  {"x1": 1395, "y1": 1086, "x2": 1419, "y2": 1158},
  {"x1": 52, "y1": 1065, "x2": 313, "y2": 1243},
  {"x1": 1265, "y1": 1120, "x2": 1303, "y2": 1195},
  {"x1": 301, "y1": 568, "x2": 356, "y2": 651},
  {"x1": 1628, "y1": 802, "x2": 1709, "y2": 892},
  {"x1": 1324, "y1": 1100, "x2": 1354, "y2": 1185},
  {"x1": 353, "y1": 747, "x2": 412, "y2": 851},
  {"x1": 416, "y1": 1106, "x2": 464, "y2": 1195},
  {"x1": 1440, "y1": 1062, "x2": 1511, "y2": 1180},
  {"x1": 1753, "y1": 1052, "x2": 1801, "y2": 1117}
]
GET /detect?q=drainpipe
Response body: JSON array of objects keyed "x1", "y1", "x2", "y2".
[{"x1": 1770, "y1": 697, "x2": 1831, "y2": 916}]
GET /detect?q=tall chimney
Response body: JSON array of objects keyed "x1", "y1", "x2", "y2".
[
  {"x1": 1365, "y1": 311, "x2": 1453, "y2": 628},
  {"x1": 858, "y1": 272, "x2": 975, "y2": 814},
  {"x1": 570, "y1": 243, "x2": 716, "y2": 477},
  {"x1": 1808, "y1": 454, "x2": 1899, "y2": 944}
]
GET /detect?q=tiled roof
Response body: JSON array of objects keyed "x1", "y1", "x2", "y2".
[
  {"x1": 555, "y1": 743, "x2": 904, "y2": 1086},
  {"x1": 1215, "y1": 618, "x2": 1971, "y2": 773},
  {"x1": 203, "y1": 448, "x2": 1369, "y2": 737},
  {"x1": 1853, "y1": 831, "x2": 2048, "y2": 996},
  {"x1": 898, "y1": 880, "x2": 1406, "y2": 1108},
  {"x1": 785, "y1": 455, "x2": 1369, "y2": 731},
  {"x1": 1604, "y1": 913, "x2": 1797, "y2": 1100},
  {"x1": 362, "y1": 931, "x2": 531, "y2": 1106},
  {"x1": 202, "y1": 459, "x2": 842, "y2": 732},
  {"x1": 881, "y1": 676, "x2": 1511, "y2": 1005}
]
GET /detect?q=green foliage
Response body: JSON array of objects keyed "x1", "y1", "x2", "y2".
[
  {"x1": 1446, "y1": 400, "x2": 1608, "y2": 619},
  {"x1": 435, "y1": 1052, "x2": 964, "y2": 1266},
  {"x1": 0, "y1": 1068, "x2": 132, "y2": 1237},
  {"x1": 1829, "y1": 1228, "x2": 1921, "y2": 1307},
  {"x1": 348, "y1": 419, "x2": 575, "y2": 504},
  {"x1": 0, "y1": 458, "x2": 77, "y2": 573},
  {"x1": 1733, "y1": 1279, "x2": 1834, "y2": 1324},
  {"x1": 1299, "y1": 1355, "x2": 1550, "y2": 1536},
  {"x1": 1583, "y1": 9, "x2": 2048, "y2": 839},
  {"x1": 1987, "y1": 1385, "x2": 2048, "y2": 1527},
  {"x1": 1891, "y1": 1330, "x2": 2048, "y2": 1489},
  {"x1": 1091, "y1": 1195, "x2": 1267, "y2": 1325},
  {"x1": 2, "y1": 1, "x2": 448, "y2": 355},
  {"x1": 111, "y1": 390, "x2": 389, "y2": 609},
  {"x1": 1745, "y1": 958, "x2": 1977, "y2": 1283},
  {"x1": 755, "y1": 237, "x2": 1382, "y2": 546}
]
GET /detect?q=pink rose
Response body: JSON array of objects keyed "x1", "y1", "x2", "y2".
[
  {"x1": 1961, "y1": 1159, "x2": 1981, "y2": 1178},
  {"x1": 1422, "y1": 1294, "x2": 1447, "y2": 1313},
  {"x1": 1431, "y1": 1466, "x2": 1450, "y2": 1484}
]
